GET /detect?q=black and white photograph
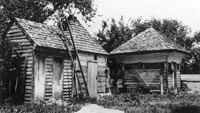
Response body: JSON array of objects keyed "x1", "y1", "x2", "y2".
[{"x1": 0, "y1": 0, "x2": 200, "y2": 112}]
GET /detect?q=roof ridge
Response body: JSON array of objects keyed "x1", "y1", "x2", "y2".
[
  {"x1": 111, "y1": 28, "x2": 154, "y2": 53},
  {"x1": 150, "y1": 28, "x2": 171, "y2": 49}
]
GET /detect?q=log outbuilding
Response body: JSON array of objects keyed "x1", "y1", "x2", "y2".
[
  {"x1": 5, "y1": 16, "x2": 108, "y2": 102},
  {"x1": 110, "y1": 28, "x2": 189, "y2": 94}
]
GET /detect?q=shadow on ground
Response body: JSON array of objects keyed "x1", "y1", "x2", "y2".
[{"x1": 172, "y1": 106, "x2": 200, "y2": 113}]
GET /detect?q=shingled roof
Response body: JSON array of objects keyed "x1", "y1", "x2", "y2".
[
  {"x1": 14, "y1": 17, "x2": 107, "y2": 55},
  {"x1": 111, "y1": 28, "x2": 188, "y2": 55}
]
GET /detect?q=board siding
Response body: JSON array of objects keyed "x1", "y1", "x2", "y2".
[
  {"x1": 75, "y1": 53, "x2": 108, "y2": 96},
  {"x1": 44, "y1": 57, "x2": 53, "y2": 100},
  {"x1": 62, "y1": 58, "x2": 72, "y2": 101},
  {"x1": 124, "y1": 69, "x2": 161, "y2": 92},
  {"x1": 6, "y1": 23, "x2": 34, "y2": 102}
]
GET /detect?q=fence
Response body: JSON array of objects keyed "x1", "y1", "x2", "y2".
[{"x1": 181, "y1": 74, "x2": 200, "y2": 93}]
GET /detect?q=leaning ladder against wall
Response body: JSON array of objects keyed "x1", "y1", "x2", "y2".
[{"x1": 58, "y1": 15, "x2": 90, "y2": 98}]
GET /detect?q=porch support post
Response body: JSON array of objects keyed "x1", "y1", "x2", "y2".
[
  {"x1": 160, "y1": 71, "x2": 164, "y2": 95},
  {"x1": 172, "y1": 62, "x2": 175, "y2": 88},
  {"x1": 176, "y1": 64, "x2": 181, "y2": 89},
  {"x1": 161, "y1": 62, "x2": 168, "y2": 94}
]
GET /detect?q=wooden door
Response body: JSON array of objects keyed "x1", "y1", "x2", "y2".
[
  {"x1": 87, "y1": 62, "x2": 98, "y2": 97},
  {"x1": 34, "y1": 56, "x2": 45, "y2": 101},
  {"x1": 52, "y1": 58, "x2": 63, "y2": 100}
]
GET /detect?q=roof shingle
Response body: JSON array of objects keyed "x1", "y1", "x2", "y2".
[
  {"x1": 111, "y1": 28, "x2": 188, "y2": 55},
  {"x1": 14, "y1": 17, "x2": 107, "y2": 55}
]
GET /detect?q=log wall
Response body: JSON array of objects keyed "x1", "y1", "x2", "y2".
[
  {"x1": 33, "y1": 55, "x2": 72, "y2": 101},
  {"x1": 62, "y1": 58, "x2": 72, "y2": 100},
  {"x1": 44, "y1": 57, "x2": 53, "y2": 100},
  {"x1": 6, "y1": 22, "x2": 34, "y2": 102},
  {"x1": 124, "y1": 69, "x2": 161, "y2": 92}
]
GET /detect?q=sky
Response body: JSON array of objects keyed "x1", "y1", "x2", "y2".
[{"x1": 87, "y1": 0, "x2": 200, "y2": 36}]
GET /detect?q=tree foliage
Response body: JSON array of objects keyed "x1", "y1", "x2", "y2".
[
  {"x1": 97, "y1": 17, "x2": 133, "y2": 52},
  {"x1": 98, "y1": 17, "x2": 192, "y2": 52},
  {"x1": 184, "y1": 31, "x2": 200, "y2": 74},
  {"x1": 0, "y1": 0, "x2": 96, "y2": 32}
]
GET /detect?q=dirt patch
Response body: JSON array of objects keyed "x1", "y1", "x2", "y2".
[{"x1": 75, "y1": 104, "x2": 124, "y2": 113}]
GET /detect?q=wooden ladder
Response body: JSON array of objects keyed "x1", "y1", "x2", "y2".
[{"x1": 58, "y1": 17, "x2": 90, "y2": 98}]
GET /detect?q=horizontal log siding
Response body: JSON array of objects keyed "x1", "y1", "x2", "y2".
[
  {"x1": 168, "y1": 74, "x2": 173, "y2": 88},
  {"x1": 124, "y1": 69, "x2": 161, "y2": 92},
  {"x1": 44, "y1": 57, "x2": 53, "y2": 100},
  {"x1": 24, "y1": 55, "x2": 33, "y2": 101},
  {"x1": 6, "y1": 23, "x2": 34, "y2": 102},
  {"x1": 124, "y1": 70, "x2": 141, "y2": 91},
  {"x1": 62, "y1": 59, "x2": 72, "y2": 101}
]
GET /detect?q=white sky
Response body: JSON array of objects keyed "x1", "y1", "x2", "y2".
[{"x1": 87, "y1": 0, "x2": 200, "y2": 36}]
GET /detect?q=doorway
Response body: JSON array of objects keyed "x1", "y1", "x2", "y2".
[
  {"x1": 52, "y1": 57, "x2": 63, "y2": 100},
  {"x1": 34, "y1": 56, "x2": 45, "y2": 101},
  {"x1": 87, "y1": 62, "x2": 98, "y2": 97}
]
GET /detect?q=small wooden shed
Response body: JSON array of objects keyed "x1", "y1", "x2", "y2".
[
  {"x1": 110, "y1": 28, "x2": 189, "y2": 94},
  {"x1": 5, "y1": 16, "x2": 108, "y2": 102}
]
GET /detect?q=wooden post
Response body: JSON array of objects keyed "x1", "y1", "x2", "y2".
[
  {"x1": 166, "y1": 62, "x2": 168, "y2": 90},
  {"x1": 172, "y1": 63, "x2": 175, "y2": 88},
  {"x1": 174, "y1": 63, "x2": 177, "y2": 87},
  {"x1": 176, "y1": 64, "x2": 181, "y2": 89},
  {"x1": 160, "y1": 72, "x2": 164, "y2": 95},
  {"x1": 161, "y1": 62, "x2": 168, "y2": 94}
]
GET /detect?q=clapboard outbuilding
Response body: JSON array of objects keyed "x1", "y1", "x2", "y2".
[
  {"x1": 110, "y1": 28, "x2": 189, "y2": 94},
  {"x1": 5, "y1": 16, "x2": 108, "y2": 102}
]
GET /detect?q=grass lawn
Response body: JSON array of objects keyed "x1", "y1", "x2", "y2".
[{"x1": 0, "y1": 93, "x2": 200, "y2": 113}]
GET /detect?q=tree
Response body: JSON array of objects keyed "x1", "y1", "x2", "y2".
[
  {"x1": 97, "y1": 17, "x2": 133, "y2": 52},
  {"x1": 185, "y1": 31, "x2": 200, "y2": 74},
  {"x1": 98, "y1": 17, "x2": 192, "y2": 52},
  {"x1": 0, "y1": 0, "x2": 96, "y2": 32}
]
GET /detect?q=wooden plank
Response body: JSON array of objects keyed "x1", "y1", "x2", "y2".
[
  {"x1": 87, "y1": 62, "x2": 98, "y2": 97},
  {"x1": 63, "y1": 85, "x2": 72, "y2": 88},
  {"x1": 26, "y1": 71, "x2": 33, "y2": 75},
  {"x1": 8, "y1": 29, "x2": 22, "y2": 34},
  {"x1": 63, "y1": 70, "x2": 72, "y2": 73},
  {"x1": 34, "y1": 56, "x2": 46, "y2": 101},
  {"x1": 25, "y1": 90, "x2": 32, "y2": 93},
  {"x1": 19, "y1": 42, "x2": 32, "y2": 46},
  {"x1": 25, "y1": 79, "x2": 32, "y2": 83},
  {"x1": 6, "y1": 32, "x2": 24, "y2": 37},
  {"x1": 52, "y1": 57, "x2": 63, "y2": 100},
  {"x1": 63, "y1": 79, "x2": 72, "y2": 82},
  {"x1": 25, "y1": 86, "x2": 32, "y2": 90},
  {"x1": 10, "y1": 25, "x2": 19, "y2": 29},
  {"x1": 7, "y1": 36, "x2": 27, "y2": 40}
]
